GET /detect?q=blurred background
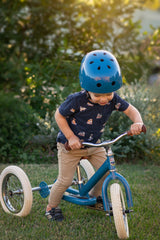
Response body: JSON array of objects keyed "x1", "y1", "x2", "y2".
[{"x1": 0, "y1": 0, "x2": 160, "y2": 164}]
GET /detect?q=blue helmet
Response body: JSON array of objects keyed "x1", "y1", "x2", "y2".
[{"x1": 79, "y1": 50, "x2": 122, "y2": 93}]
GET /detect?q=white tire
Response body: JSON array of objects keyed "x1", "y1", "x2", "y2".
[
  {"x1": 0, "y1": 166, "x2": 33, "y2": 217},
  {"x1": 110, "y1": 183, "x2": 129, "y2": 239},
  {"x1": 80, "y1": 159, "x2": 95, "y2": 179},
  {"x1": 72, "y1": 159, "x2": 95, "y2": 191}
]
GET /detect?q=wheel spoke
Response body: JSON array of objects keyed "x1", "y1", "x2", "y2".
[
  {"x1": 2, "y1": 174, "x2": 24, "y2": 213},
  {"x1": 0, "y1": 166, "x2": 33, "y2": 217}
]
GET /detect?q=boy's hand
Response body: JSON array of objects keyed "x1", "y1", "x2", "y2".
[
  {"x1": 130, "y1": 123, "x2": 144, "y2": 135},
  {"x1": 67, "y1": 135, "x2": 82, "y2": 150}
]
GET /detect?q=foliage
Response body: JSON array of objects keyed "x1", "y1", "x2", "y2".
[
  {"x1": 143, "y1": 0, "x2": 160, "y2": 10},
  {"x1": 21, "y1": 58, "x2": 81, "y2": 117},
  {"x1": 102, "y1": 83, "x2": 160, "y2": 164},
  {"x1": 0, "y1": 91, "x2": 39, "y2": 163},
  {"x1": 1, "y1": 0, "x2": 154, "y2": 93},
  {"x1": 0, "y1": 0, "x2": 142, "y2": 58}
]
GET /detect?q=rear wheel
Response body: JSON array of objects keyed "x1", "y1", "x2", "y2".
[
  {"x1": 72, "y1": 159, "x2": 95, "y2": 190},
  {"x1": 110, "y1": 183, "x2": 129, "y2": 239},
  {"x1": 0, "y1": 166, "x2": 33, "y2": 217},
  {"x1": 80, "y1": 159, "x2": 95, "y2": 180}
]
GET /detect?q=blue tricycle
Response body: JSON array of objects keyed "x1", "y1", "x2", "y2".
[{"x1": 0, "y1": 125, "x2": 146, "y2": 239}]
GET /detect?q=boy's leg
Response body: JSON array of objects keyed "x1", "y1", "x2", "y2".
[
  {"x1": 87, "y1": 147, "x2": 109, "y2": 197},
  {"x1": 48, "y1": 143, "x2": 88, "y2": 208},
  {"x1": 46, "y1": 143, "x2": 87, "y2": 221}
]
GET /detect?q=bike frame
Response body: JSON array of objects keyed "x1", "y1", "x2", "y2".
[
  {"x1": 62, "y1": 145, "x2": 133, "y2": 213},
  {"x1": 39, "y1": 126, "x2": 146, "y2": 213}
]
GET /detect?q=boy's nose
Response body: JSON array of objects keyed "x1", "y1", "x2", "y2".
[{"x1": 101, "y1": 96, "x2": 109, "y2": 101}]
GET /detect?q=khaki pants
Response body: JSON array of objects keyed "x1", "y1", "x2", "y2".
[{"x1": 49, "y1": 143, "x2": 109, "y2": 207}]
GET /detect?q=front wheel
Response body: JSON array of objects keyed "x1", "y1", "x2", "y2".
[
  {"x1": 110, "y1": 183, "x2": 129, "y2": 239},
  {"x1": 0, "y1": 165, "x2": 33, "y2": 217}
]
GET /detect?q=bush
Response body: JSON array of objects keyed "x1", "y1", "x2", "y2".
[
  {"x1": 21, "y1": 58, "x2": 80, "y2": 118},
  {"x1": 102, "y1": 82, "x2": 160, "y2": 164},
  {"x1": 0, "y1": 91, "x2": 39, "y2": 163}
]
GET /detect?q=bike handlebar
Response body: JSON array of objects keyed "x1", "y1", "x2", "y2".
[{"x1": 65, "y1": 125, "x2": 146, "y2": 150}]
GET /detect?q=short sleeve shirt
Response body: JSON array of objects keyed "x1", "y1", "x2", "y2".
[{"x1": 57, "y1": 90, "x2": 129, "y2": 144}]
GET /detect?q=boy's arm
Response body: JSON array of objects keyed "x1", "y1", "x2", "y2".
[
  {"x1": 123, "y1": 104, "x2": 144, "y2": 135},
  {"x1": 55, "y1": 108, "x2": 82, "y2": 150}
]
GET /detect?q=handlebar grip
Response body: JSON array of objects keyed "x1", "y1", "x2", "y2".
[
  {"x1": 127, "y1": 124, "x2": 146, "y2": 136},
  {"x1": 142, "y1": 124, "x2": 147, "y2": 133}
]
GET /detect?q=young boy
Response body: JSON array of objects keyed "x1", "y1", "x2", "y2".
[{"x1": 45, "y1": 50, "x2": 144, "y2": 221}]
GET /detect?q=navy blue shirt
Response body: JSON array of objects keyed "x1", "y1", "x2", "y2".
[{"x1": 57, "y1": 91, "x2": 129, "y2": 144}]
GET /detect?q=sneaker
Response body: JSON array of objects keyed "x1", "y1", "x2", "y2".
[
  {"x1": 45, "y1": 207, "x2": 64, "y2": 222},
  {"x1": 96, "y1": 196, "x2": 103, "y2": 204},
  {"x1": 87, "y1": 196, "x2": 104, "y2": 211},
  {"x1": 96, "y1": 196, "x2": 112, "y2": 210}
]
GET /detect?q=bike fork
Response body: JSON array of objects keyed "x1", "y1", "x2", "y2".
[{"x1": 102, "y1": 147, "x2": 133, "y2": 214}]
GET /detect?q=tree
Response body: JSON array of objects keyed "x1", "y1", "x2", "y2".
[{"x1": 1, "y1": 0, "x2": 144, "y2": 91}]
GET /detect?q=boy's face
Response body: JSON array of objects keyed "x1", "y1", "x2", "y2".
[{"x1": 88, "y1": 92, "x2": 114, "y2": 106}]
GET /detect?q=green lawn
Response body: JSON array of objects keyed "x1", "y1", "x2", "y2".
[{"x1": 0, "y1": 163, "x2": 160, "y2": 240}]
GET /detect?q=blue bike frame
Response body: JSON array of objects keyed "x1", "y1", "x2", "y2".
[
  {"x1": 39, "y1": 127, "x2": 146, "y2": 214},
  {"x1": 62, "y1": 146, "x2": 133, "y2": 213}
]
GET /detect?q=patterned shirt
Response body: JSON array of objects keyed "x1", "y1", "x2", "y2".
[{"x1": 57, "y1": 90, "x2": 129, "y2": 144}]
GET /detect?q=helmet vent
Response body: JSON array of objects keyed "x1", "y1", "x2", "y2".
[
  {"x1": 110, "y1": 59, "x2": 114, "y2": 61},
  {"x1": 103, "y1": 52, "x2": 107, "y2": 55},
  {"x1": 90, "y1": 61, "x2": 94, "y2": 64},
  {"x1": 97, "y1": 83, "x2": 102, "y2": 87},
  {"x1": 97, "y1": 66, "x2": 101, "y2": 70},
  {"x1": 107, "y1": 65, "x2": 111, "y2": 69},
  {"x1": 100, "y1": 59, "x2": 104, "y2": 62},
  {"x1": 93, "y1": 53, "x2": 97, "y2": 56},
  {"x1": 112, "y1": 81, "x2": 116, "y2": 86}
]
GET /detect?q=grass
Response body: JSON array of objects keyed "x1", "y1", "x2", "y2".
[{"x1": 0, "y1": 163, "x2": 160, "y2": 240}]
